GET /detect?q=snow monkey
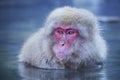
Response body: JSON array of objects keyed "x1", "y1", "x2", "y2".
[{"x1": 18, "y1": 6, "x2": 107, "y2": 69}]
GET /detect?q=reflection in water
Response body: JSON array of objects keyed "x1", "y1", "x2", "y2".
[{"x1": 18, "y1": 63, "x2": 106, "y2": 80}]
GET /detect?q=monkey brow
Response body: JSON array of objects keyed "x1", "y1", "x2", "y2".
[
  {"x1": 54, "y1": 27, "x2": 64, "y2": 31},
  {"x1": 66, "y1": 28, "x2": 78, "y2": 32},
  {"x1": 55, "y1": 27, "x2": 77, "y2": 30}
]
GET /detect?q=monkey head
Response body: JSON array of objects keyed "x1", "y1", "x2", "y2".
[{"x1": 43, "y1": 7, "x2": 104, "y2": 64}]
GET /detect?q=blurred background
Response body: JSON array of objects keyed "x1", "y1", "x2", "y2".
[{"x1": 0, "y1": 0, "x2": 120, "y2": 80}]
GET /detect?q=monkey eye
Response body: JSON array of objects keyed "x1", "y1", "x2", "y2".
[
  {"x1": 57, "y1": 30, "x2": 64, "y2": 34},
  {"x1": 67, "y1": 30, "x2": 75, "y2": 35}
]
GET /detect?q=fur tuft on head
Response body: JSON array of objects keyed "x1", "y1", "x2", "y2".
[
  {"x1": 45, "y1": 6, "x2": 97, "y2": 27},
  {"x1": 44, "y1": 6, "x2": 99, "y2": 37}
]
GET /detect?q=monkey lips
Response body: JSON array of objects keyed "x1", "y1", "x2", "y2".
[{"x1": 55, "y1": 42, "x2": 71, "y2": 60}]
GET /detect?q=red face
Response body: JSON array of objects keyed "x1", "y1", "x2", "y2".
[{"x1": 53, "y1": 25, "x2": 79, "y2": 60}]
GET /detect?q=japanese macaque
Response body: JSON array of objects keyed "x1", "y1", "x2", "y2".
[{"x1": 18, "y1": 6, "x2": 107, "y2": 69}]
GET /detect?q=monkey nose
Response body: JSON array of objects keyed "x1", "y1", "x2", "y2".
[
  {"x1": 62, "y1": 44, "x2": 64, "y2": 46},
  {"x1": 59, "y1": 41, "x2": 65, "y2": 47}
]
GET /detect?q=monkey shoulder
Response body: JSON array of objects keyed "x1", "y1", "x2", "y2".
[{"x1": 19, "y1": 28, "x2": 52, "y2": 68}]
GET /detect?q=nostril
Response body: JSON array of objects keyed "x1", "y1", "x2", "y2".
[{"x1": 62, "y1": 44, "x2": 64, "y2": 46}]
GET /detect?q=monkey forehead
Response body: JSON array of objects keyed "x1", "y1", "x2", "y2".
[
  {"x1": 55, "y1": 25, "x2": 77, "y2": 29},
  {"x1": 46, "y1": 6, "x2": 97, "y2": 27}
]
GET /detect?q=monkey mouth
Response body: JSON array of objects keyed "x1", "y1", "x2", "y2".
[
  {"x1": 56, "y1": 53, "x2": 66, "y2": 59},
  {"x1": 55, "y1": 52, "x2": 69, "y2": 61}
]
